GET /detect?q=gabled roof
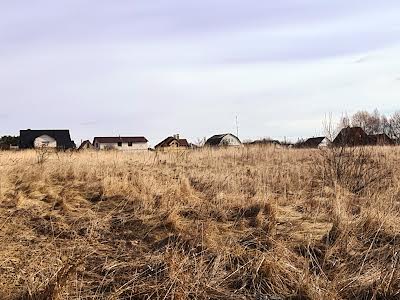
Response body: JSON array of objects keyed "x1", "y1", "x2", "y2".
[
  {"x1": 155, "y1": 136, "x2": 190, "y2": 148},
  {"x1": 78, "y1": 140, "x2": 94, "y2": 150},
  {"x1": 19, "y1": 129, "x2": 75, "y2": 149},
  {"x1": 333, "y1": 127, "x2": 370, "y2": 146},
  {"x1": 93, "y1": 137, "x2": 148, "y2": 144},
  {"x1": 299, "y1": 137, "x2": 326, "y2": 148},
  {"x1": 205, "y1": 133, "x2": 241, "y2": 146}
]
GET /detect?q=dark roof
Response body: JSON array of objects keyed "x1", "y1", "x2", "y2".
[
  {"x1": 248, "y1": 139, "x2": 281, "y2": 146},
  {"x1": 19, "y1": 129, "x2": 75, "y2": 149},
  {"x1": 333, "y1": 127, "x2": 371, "y2": 146},
  {"x1": 93, "y1": 137, "x2": 148, "y2": 144},
  {"x1": 155, "y1": 136, "x2": 190, "y2": 148},
  {"x1": 205, "y1": 133, "x2": 241, "y2": 146},
  {"x1": 298, "y1": 137, "x2": 325, "y2": 148}
]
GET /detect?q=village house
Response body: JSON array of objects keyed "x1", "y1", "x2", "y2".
[
  {"x1": 205, "y1": 133, "x2": 242, "y2": 147},
  {"x1": 78, "y1": 140, "x2": 95, "y2": 150},
  {"x1": 333, "y1": 127, "x2": 394, "y2": 146},
  {"x1": 333, "y1": 127, "x2": 370, "y2": 146},
  {"x1": 19, "y1": 129, "x2": 75, "y2": 149},
  {"x1": 297, "y1": 137, "x2": 331, "y2": 148},
  {"x1": 93, "y1": 136, "x2": 148, "y2": 151},
  {"x1": 247, "y1": 138, "x2": 281, "y2": 147},
  {"x1": 155, "y1": 134, "x2": 190, "y2": 151},
  {"x1": 368, "y1": 133, "x2": 394, "y2": 146}
]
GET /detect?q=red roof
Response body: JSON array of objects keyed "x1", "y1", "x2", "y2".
[{"x1": 93, "y1": 137, "x2": 148, "y2": 144}]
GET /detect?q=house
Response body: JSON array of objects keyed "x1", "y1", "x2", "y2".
[
  {"x1": 247, "y1": 138, "x2": 281, "y2": 147},
  {"x1": 298, "y1": 137, "x2": 331, "y2": 148},
  {"x1": 368, "y1": 133, "x2": 394, "y2": 146},
  {"x1": 205, "y1": 133, "x2": 242, "y2": 147},
  {"x1": 155, "y1": 134, "x2": 190, "y2": 150},
  {"x1": 333, "y1": 127, "x2": 371, "y2": 146},
  {"x1": 78, "y1": 140, "x2": 95, "y2": 150},
  {"x1": 93, "y1": 136, "x2": 148, "y2": 151},
  {"x1": 19, "y1": 129, "x2": 75, "y2": 149}
]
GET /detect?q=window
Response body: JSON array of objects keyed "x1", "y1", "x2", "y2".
[
  {"x1": 118, "y1": 142, "x2": 122, "y2": 147},
  {"x1": 128, "y1": 142, "x2": 132, "y2": 147}
]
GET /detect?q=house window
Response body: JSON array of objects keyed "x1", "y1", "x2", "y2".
[
  {"x1": 118, "y1": 142, "x2": 122, "y2": 147},
  {"x1": 128, "y1": 142, "x2": 133, "y2": 147}
]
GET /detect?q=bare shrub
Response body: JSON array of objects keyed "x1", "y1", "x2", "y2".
[{"x1": 317, "y1": 145, "x2": 391, "y2": 194}]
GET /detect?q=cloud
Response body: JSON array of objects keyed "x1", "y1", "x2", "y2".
[{"x1": 0, "y1": 1, "x2": 400, "y2": 143}]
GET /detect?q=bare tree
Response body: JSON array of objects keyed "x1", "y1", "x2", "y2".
[
  {"x1": 388, "y1": 111, "x2": 400, "y2": 142},
  {"x1": 351, "y1": 110, "x2": 370, "y2": 131}
]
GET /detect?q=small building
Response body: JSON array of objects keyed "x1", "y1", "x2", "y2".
[
  {"x1": 93, "y1": 136, "x2": 148, "y2": 151},
  {"x1": 333, "y1": 127, "x2": 370, "y2": 147},
  {"x1": 368, "y1": 133, "x2": 394, "y2": 146},
  {"x1": 298, "y1": 137, "x2": 331, "y2": 148},
  {"x1": 78, "y1": 140, "x2": 95, "y2": 150},
  {"x1": 19, "y1": 129, "x2": 75, "y2": 149},
  {"x1": 205, "y1": 133, "x2": 242, "y2": 147},
  {"x1": 247, "y1": 138, "x2": 281, "y2": 147},
  {"x1": 155, "y1": 134, "x2": 190, "y2": 150}
]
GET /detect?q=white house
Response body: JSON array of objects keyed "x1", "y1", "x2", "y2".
[
  {"x1": 93, "y1": 136, "x2": 148, "y2": 151},
  {"x1": 205, "y1": 133, "x2": 242, "y2": 147}
]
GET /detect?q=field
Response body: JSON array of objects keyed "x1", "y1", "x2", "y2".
[{"x1": 0, "y1": 146, "x2": 399, "y2": 300}]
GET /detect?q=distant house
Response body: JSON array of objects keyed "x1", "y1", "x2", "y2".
[
  {"x1": 368, "y1": 133, "x2": 394, "y2": 146},
  {"x1": 19, "y1": 129, "x2": 75, "y2": 149},
  {"x1": 247, "y1": 138, "x2": 281, "y2": 147},
  {"x1": 78, "y1": 140, "x2": 95, "y2": 150},
  {"x1": 333, "y1": 127, "x2": 371, "y2": 146},
  {"x1": 155, "y1": 134, "x2": 190, "y2": 150},
  {"x1": 298, "y1": 137, "x2": 331, "y2": 148},
  {"x1": 333, "y1": 127, "x2": 395, "y2": 147},
  {"x1": 205, "y1": 133, "x2": 242, "y2": 147},
  {"x1": 93, "y1": 136, "x2": 148, "y2": 151}
]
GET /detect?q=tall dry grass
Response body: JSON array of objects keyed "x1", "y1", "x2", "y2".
[{"x1": 0, "y1": 146, "x2": 399, "y2": 299}]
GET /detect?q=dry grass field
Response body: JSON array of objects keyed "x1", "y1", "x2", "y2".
[{"x1": 0, "y1": 146, "x2": 399, "y2": 300}]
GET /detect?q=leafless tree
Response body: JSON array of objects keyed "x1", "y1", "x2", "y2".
[{"x1": 388, "y1": 111, "x2": 400, "y2": 142}]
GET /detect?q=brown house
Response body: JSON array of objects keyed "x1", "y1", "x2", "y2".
[
  {"x1": 368, "y1": 133, "x2": 394, "y2": 146},
  {"x1": 333, "y1": 127, "x2": 394, "y2": 146},
  {"x1": 155, "y1": 135, "x2": 190, "y2": 150},
  {"x1": 333, "y1": 127, "x2": 371, "y2": 146}
]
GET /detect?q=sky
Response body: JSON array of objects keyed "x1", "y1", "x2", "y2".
[{"x1": 1, "y1": 1, "x2": 400, "y2": 145}]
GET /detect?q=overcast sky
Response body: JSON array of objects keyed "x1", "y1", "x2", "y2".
[{"x1": 1, "y1": 1, "x2": 400, "y2": 145}]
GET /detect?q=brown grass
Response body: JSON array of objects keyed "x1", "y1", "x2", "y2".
[{"x1": 0, "y1": 146, "x2": 399, "y2": 299}]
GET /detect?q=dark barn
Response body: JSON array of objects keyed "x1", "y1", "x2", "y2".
[{"x1": 19, "y1": 129, "x2": 75, "y2": 149}]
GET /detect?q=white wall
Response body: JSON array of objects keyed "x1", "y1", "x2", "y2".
[
  {"x1": 34, "y1": 135, "x2": 57, "y2": 148},
  {"x1": 96, "y1": 142, "x2": 148, "y2": 151},
  {"x1": 220, "y1": 134, "x2": 242, "y2": 146}
]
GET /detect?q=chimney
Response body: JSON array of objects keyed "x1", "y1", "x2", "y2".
[{"x1": 173, "y1": 134, "x2": 180, "y2": 140}]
